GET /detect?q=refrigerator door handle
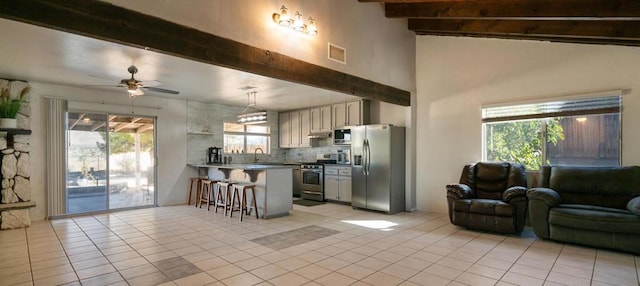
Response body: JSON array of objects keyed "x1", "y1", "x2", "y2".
[
  {"x1": 366, "y1": 138, "x2": 371, "y2": 176},
  {"x1": 362, "y1": 139, "x2": 367, "y2": 176},
  {"x1": 365, "y1": 139, "x2": 370, "y2": 176}
]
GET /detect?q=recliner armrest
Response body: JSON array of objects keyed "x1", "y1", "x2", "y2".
[
  {"x1": 527, "y1": 187, "x2": 561, "y2": 207},
  {"x1": 503, "y1": 186, "x2": 527, "y2": 203},
  {"x1": 627, "y1": 196, "x2": 640, "y2": 215},
  {"x1": 446, "y1": 184, "x2": 473, "y2": 199}
]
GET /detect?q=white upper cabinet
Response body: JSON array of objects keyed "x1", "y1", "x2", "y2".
[
  {"x1": 332, "y1": 100, "x2": 366, "y2": 128},
  {"x1": 332, "y1": 103, "x2": 347, "y2": 129},
  {"x1": 310, "y1": 106, "x2": 332, "y2": 133},
  {"x1": 299, "y1": 109, "x2": 311, "y2": 147},
  {"x1": 345, "y1": 101, "x2": 362, "y2": 126},
  {"x1": 290, "y1": 110, "x2": 301, "y2": 147},
  {"x1": 279, "y1": 112, "x2": 291, "y2": 148}
]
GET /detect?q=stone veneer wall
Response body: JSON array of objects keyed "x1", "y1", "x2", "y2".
[{"x1": 0, "y1": 80, "x2": 32, "y2": 230}]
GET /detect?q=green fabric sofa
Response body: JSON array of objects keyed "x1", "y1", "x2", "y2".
[{"x1": 527, "y1": 165, "x2": 640, "y2": 254}]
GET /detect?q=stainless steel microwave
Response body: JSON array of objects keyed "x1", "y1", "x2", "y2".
[{"x1": 333, "y1": 128, "x2": 351, "y2": 145}]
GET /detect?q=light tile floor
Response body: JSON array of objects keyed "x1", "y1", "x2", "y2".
[{"x1": 1, "y1": 203, "x2": 639, "y2": 286}]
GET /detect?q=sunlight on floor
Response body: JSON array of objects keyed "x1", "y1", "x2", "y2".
[{"x1": 341, "y1": 220, "x2": 398, "y2": 231}]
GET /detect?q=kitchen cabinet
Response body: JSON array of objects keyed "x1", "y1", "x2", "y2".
[
  {"x1": 324, "y1": 166, "x2": 351, "y2": 203},
  {"x1": 299, "y1": 109, "x2": 311, "y2": 147},
  {"x1": 331, "y1": 100, "x2": 369, "y2": 128},
  {"x1": 280, "y1": 110, "x2": 310, "y2": 148},
  {"x1": 310, "y1": 106, "x2": 331, "y2": 133},
  {"x1": 290, "y1": 111, "x2": 301, "y2": 147},
  {"x1": 279, "y1": 112, "x2": 291, "y2": 148}
]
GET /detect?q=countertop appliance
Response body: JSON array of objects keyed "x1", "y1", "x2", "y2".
[
  {"x1": 351, "y1": 124, "x2": 405, "y2": 214},
  {"x1": 208, "y1": 147, "x2": 223, "y2": 164},
  {"x1": 337, "y1": 149, "x2": 351, "y2": 165},
  {"x1": 333, "y1": 127, "x2": 351, "y2": 145}
]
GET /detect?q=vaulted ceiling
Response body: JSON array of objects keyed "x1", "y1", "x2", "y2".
[{"x1": 359, "y1": 0, "x2": 640, "y2": 46}]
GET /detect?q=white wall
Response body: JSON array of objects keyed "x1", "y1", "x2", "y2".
[
  {"x1": 416, "y1": 36, "x2": 640, "y2": 213},
  {"x1": 29, "y1": 83, "x2": 190, "y2": 220}
]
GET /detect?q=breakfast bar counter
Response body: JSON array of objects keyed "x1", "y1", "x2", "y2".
[{"x1": 189, "y1": 164, "x2": 294, "y2": 219}]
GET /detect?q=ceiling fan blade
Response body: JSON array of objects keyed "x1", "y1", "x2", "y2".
[
  {"x1": 142, "y1": 86, "x2": 180, "y2": 94},
  {"x1": 83, "y1": 84, "x2": 126, "y2": 88},
  {"x1": 139, "y1": 80, "x2": 162, "y2": 87}
]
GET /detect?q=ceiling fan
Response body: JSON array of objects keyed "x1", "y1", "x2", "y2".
[{"x1": 92, "y1": 65, "x2": 180, "y2": 97}]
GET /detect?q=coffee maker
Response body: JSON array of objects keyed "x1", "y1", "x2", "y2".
[{"x1": 207, "y1": 147, "x2": 222, "y2": 164}]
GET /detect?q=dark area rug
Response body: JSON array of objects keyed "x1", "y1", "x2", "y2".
[{"x1": 293, "y1": 199, "x2": 326, "y2": 207}]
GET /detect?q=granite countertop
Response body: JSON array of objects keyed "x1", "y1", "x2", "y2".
[{"x1": 189, "y1": 163, "x2": 298, "y2": 170}]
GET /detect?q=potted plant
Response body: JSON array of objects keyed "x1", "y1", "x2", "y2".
[{"x1": 0, "y1": 85, "x2": 30, "y2": 128}]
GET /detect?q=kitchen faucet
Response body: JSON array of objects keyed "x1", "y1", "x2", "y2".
[{"x1": 253, "y1": 147, "x2": 264, "y2": 163}]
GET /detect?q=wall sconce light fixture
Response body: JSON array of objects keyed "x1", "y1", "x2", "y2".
[{"x1": 273, "y1": 5, "x2": 318, "y2": 36}]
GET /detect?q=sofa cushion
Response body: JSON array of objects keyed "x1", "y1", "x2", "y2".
[
  {"x1": 549, "y1": 206, "x2": 640, "y2": 234},
  {"x1": 546, "y1": 166, "x2": 640, "y2": 209},
  {"x1": 475, "y1": 162, "x2": 510, "y2": 199},
  {"x1": 454, "y1": 199, "x2": 513, "y2": 216}
]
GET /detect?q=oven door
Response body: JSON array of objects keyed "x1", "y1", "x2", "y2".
[
  {"x1": 301, "y1": 169, "x2": 323, "y2": 201},
  {"x1": 302, "y1": 169, "x2": 321, "y2": 186}
]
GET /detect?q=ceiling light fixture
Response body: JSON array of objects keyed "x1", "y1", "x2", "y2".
[
  {"x1": 272, "y1": 5, "x2": 318, "y2": 36},
  {"x1": 237, "y1": 91, "x2": 267, "y2": 125}
]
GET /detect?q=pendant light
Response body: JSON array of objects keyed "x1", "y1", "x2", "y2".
[{"x1": 237, "y1": 91, "x2": 267, "y2": 125}]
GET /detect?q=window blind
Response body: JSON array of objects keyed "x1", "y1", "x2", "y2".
[{"x1": 482, "y1": 95, "x2": 621, "y2": 123}]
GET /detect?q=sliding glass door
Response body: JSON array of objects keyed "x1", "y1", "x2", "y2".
[{"x1": 66, "y1": 112, "x2": 156, "y2": 214}]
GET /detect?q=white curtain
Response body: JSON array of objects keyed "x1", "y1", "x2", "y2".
[{"x1": 46, "y1": 97, "x2": 67, "y2": 217}]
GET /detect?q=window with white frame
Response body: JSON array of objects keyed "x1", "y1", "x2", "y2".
[
  {"x1": 482, "y1": 93, "x2": 621, "y2": 170},
  {"x1": 223, "y1": 123, "x2": 270, "y2": 154}
]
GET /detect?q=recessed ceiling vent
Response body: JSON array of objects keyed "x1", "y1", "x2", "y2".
[{"x1": 328, "y1": 43, "x2": 346, "y2": 64}]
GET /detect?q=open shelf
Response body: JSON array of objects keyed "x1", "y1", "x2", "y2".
[
  {"x1": 187, "y1": 131, "x2": 214, "y2": 135},
  {"x1": 0, "y1": 128, "x2": 31, "y2": 145},
  {"x1": 0, "y1": 128, "x2": 32, "y2": 135}
]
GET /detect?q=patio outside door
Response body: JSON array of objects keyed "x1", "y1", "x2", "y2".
[{"x1": 66, "y1": 112, "x2": 156, "y2": 214}]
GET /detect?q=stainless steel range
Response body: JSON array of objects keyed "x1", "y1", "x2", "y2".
[{"x1": 300, "y1": 163, "x2": 324, "y2": 201}]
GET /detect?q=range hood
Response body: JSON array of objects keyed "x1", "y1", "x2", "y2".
[{"x1": 308, "y1": 132, "x2": 331, "y2": 139}]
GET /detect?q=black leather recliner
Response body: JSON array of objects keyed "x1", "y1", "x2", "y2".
[{"x1": 446, "y1": 162, "x2": 528, "y2": 234}]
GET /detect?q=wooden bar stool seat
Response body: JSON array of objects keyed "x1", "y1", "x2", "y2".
[
  {"x1": 233, "y1": 184, "x2": 259, "y2": 221},
  {"x1": 187, "y1": 177, "x2": 201, "y2": 206},
  {"x1": 214, "y1": 182, "x2": 234, "y2": 215}
]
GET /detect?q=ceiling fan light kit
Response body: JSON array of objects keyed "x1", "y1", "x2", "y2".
[
  {"x1": 88, "y1": 65, "x2": 179, "y2": 97},
  {"x1": 237, "y1": 91, "x2": 267, "y2": 125},
  {"x1": 272, "y1": 5, "x2": 318, "y2": 36}
]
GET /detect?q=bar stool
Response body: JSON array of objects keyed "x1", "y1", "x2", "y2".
[
  {"x1": 214, "y1": 182, "x2": 234, "y2": 215},
  {"x1": 187, "y1": 177, "x2": 201, "y2": 206},
  {"x1": 198, "y1": 179, "x2": 214, "y2": 209},
  {"x1": 231, "y1": 184, "x2": 258, "y2": 221}
]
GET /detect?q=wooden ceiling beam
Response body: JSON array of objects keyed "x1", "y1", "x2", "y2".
[
  {"x1": 386, "y1": 1, "x2": 640, "y2": 19},
  {"x1": 0, "y1": 0, "x2": 410, "y2": 106},
  {"x1": 409, "y1": 19, "x2": 640, "y2": 44}
]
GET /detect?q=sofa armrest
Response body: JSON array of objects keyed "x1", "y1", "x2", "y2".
[
  {"x1": 503, "y1": 186, "x2": 527, "y2": 203},
  {"x1": 627, "y1": 196, "x2": 640, "y2": 215},
  {"x1": 527, "y1": 187, "x2": 561, "y2": 207},
  {"x1": 526, "y1": 187, "x2": 561, "y2": 239},
  {"x1": 446, "y1": 184, "x2": 473, "y2": 200}
]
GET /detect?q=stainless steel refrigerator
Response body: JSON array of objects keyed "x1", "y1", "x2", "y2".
[{"x1": 351, "y1": 124, "x2": 405, "y2": 214}]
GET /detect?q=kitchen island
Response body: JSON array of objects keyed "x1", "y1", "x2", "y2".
[{"x1": 189, "y1": 164, "x2": 295, "y2": 219}]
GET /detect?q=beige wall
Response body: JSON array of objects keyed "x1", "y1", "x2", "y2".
[{"x1": 415, "y1": 36, "x2": 640, "y2": 213}]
